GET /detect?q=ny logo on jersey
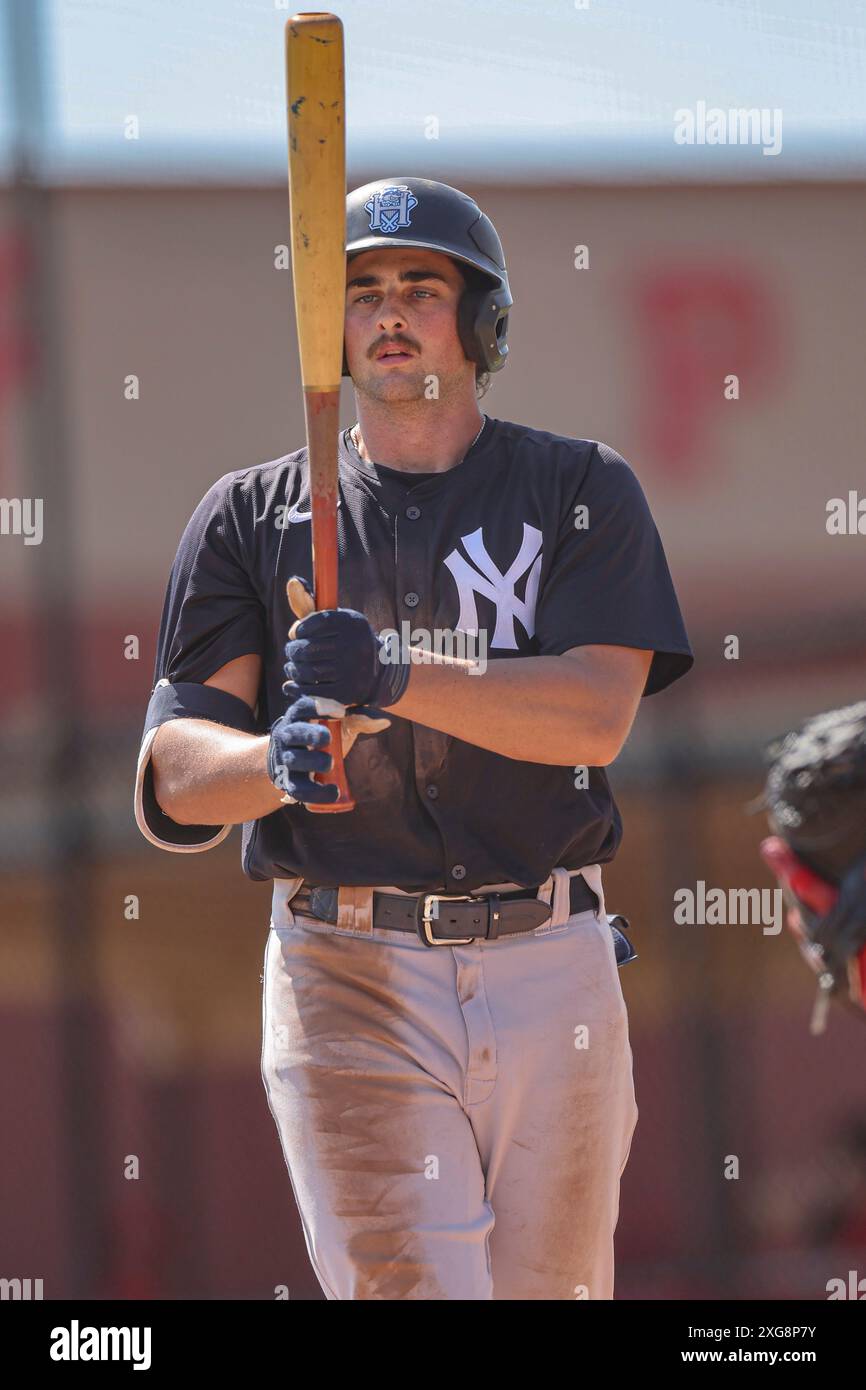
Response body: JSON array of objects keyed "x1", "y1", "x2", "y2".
[{"x1": 443, "y1": 523, "x2": 543, "y2": 650}]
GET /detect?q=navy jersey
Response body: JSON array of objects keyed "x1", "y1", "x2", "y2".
[{"x1": 134, "y1": 415, "x2": 693, "y2": 891}]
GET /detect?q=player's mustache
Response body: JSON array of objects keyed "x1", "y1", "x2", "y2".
[{"x1": 371, "y1": 337, "x2": 419, "y2": 358}]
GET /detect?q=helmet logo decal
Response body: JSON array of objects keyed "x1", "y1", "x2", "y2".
[{"x1": 364, "y1": 185, "x2": 419, "y2": 235}]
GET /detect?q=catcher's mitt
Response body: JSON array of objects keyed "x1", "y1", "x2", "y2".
[{"x1": 758, "y1": 700, "x2": 866, "y2": 1034}]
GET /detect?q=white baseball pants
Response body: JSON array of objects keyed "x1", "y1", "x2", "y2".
[{"x1": 260, "y1": 866, "x2": 638, "y2": 1300}]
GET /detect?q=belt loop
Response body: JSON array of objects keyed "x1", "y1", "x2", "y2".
[
  {"x1": 550, "y1": 867, "x2": 572, "y2": 928},
  {"x1": 273, "y1": 877, "x2": 303, "y2": 928},
  {"x1": 336, "y1": 886, "x2": 374, "y2": 936},
  {"x1": 535, "y1": 872, "x2": 554, "y2": 910},
  {"x1": 578, "y1": 864, "x2": 607, "y2": 922}
]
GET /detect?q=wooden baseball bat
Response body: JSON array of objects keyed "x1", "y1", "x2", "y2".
[{"x1": 285, "y1": 12, "x2": 354, "y2": 812}]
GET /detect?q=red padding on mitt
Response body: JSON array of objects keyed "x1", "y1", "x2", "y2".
[{"x1": 760, "y1": 836, "x2": 838, "y2": 916}]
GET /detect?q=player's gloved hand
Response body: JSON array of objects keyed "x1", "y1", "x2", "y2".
[
  {"x1": 281, "y1": 574, "x2": 410, "y2": 709},
  {"x1": 267, "y1": 693, "x2": 390, "y2": 807}
]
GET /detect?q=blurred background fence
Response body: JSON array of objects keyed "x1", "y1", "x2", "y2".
[{"x1": 1, "y1": 0, "x2": 865, "y2": 1299}]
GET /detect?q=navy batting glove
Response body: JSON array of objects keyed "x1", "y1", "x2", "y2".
[
  {"x1": 282, "y1": 585, "x2": 410, "y2": 709},
  {"x1": 267, "y1": 695, "x2": 340, "y2": 807}
]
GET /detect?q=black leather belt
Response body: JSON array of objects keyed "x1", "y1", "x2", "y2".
[{"x1": 289, "y1": 875, "x2": 601, "y2": 948}]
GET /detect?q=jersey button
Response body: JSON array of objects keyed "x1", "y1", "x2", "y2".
[
  {"x1": 405, "y1": 504, "x2": 421, "y2": 520},
  {"x1": 403, "y1": 591, "x2": 420, "y2": 608},
  {"x1": 451, "y1": 863, "x2": 467, "y2": 880},
  {"x1": 426, "y1": 785, "x2": 439, "y2": 800}
]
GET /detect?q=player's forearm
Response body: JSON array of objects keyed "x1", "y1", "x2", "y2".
[
  {"x1": 151, "y1": 720, "x2": 285, "y2": 825},
  {"x1": 390, "y1": 654, "x2": 619, "y2": 766}
]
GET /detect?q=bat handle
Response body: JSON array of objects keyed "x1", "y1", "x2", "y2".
[
  {"x1": 309, "y1": 715, "x2": 355, "y2": 813},
  {"x1": 285, "y1": 575, "x2": 355, "y2": 814}
]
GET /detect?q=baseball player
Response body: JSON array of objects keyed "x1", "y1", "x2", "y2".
[
  {"x1": 134, "y1": 177, "x2": 694, "y2": 1300},
  {"x1": 758, "y1": 700, "x2": 866, "y2": 1034}
]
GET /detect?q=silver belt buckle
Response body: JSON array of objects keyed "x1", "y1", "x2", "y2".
[{"x1": 419, "y1": 893, "x2": 476, "y2": 947}]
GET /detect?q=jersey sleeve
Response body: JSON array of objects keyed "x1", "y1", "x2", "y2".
[
  {"x1": 534, "y1": 442, "x2": 694, "y2": 695},
  {"x1": 134, "y1": 474, "x2": 266, "y2": 853}
]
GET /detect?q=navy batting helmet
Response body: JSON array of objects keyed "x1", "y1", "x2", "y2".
[{"x1": 342, "y1": 176, "x2": 512, "y2": 378}]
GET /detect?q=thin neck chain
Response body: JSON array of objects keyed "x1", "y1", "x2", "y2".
[{"x1": 349, "y1": 415, "x2": 486, "y2": 466}]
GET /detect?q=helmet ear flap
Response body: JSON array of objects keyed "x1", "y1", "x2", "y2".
[
  {"x1": 465, "y1": 286, "x2": 512, "y2": 373},
  {"x1": 457, "y1": 266, "x2": 512, "y2": 373},
  {"x1": 457, "y1": 285, "x2": 486, "y2": 367}
]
